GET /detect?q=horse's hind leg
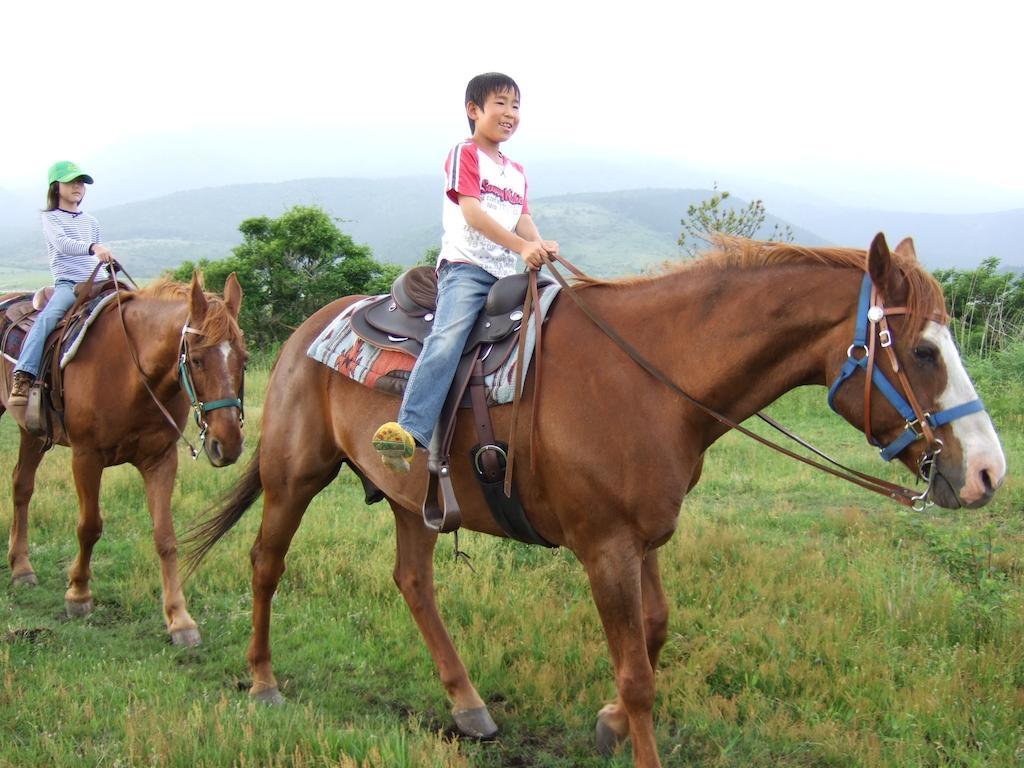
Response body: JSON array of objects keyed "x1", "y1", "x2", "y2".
[
  {"x1": 247, "y1": 456, "x2": 342, "y2": 704},
  {"x1": 138, "y1": 446, "x2": 199, "y2": 646},
  {"x1": 7, "y1": 429, "x2": 47, "y2": 585},
  {"x1": 596, "y1": 549, "x2": 669, "y2": 757},
  {"x1": 66, "y1": 450, "x2": 104, "y2": 616},
  {"x1": 391, "y1": 503, "x2": 497, "y2": 738}
]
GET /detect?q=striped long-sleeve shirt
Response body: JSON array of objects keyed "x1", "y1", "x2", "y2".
[{"x1": 41, "y1": 209, "x2": 110, "y2": 283}]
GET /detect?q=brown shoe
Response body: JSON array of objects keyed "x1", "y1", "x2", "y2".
[{"x1": 9, "y1": 371, "x2": 33, "y2": 407}]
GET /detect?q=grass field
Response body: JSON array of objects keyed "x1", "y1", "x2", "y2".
[{"x1": 1, "y1": 362, "x2": 1021, "y2": 767}]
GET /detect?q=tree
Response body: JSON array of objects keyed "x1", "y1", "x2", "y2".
[
  {"x1": 678, "y1": 182, "x2": 794, "y2": 257},
  {"x1": 932, "y1": 257, "x2": 1024, "y2": 357},
  {"x1": 171, "y1": 205, "x2": 401, "y2": 348}
]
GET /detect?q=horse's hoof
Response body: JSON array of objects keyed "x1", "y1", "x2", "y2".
[
  {"x1": 11, "y1": 572, "x2": 38, "y2": 586},
  {"x1": 251, "y1": 686, "x2": 285, "y2": 705},
  {"x1": 65, "y1": 599, "x2": 93, "y2": 618},
  {"x1": 596, "y1": 711, "x2": 627, "y2": 756},
  {"x1": 171, "y1": 628, "x2": 202, "y2": 647},
  {"x1": 452, "y1": 706, "x2": 498, "y2": 740}
]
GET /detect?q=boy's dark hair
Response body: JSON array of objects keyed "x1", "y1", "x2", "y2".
[
  {"x1": 465, "y1": 72, "x2": 520, "y2": 132},
  {"x1": 44, "y1": 182, "x2": 60, "y2": 212}
]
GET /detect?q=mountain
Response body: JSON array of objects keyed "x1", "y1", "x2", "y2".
[
  {"x1": 1, "y1": 177, "x2": 1021, "y2": 281},
  {"x1": 767, "y1": 199, "x2": 1024, "y2": 271}
]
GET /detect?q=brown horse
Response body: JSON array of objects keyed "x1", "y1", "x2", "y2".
[
  {"x1": 185, "y1": 235, "x2": 1004, "y2": 767},
  {"x1": 4, "y1": 273, "x2": 246, "y2": 646}
]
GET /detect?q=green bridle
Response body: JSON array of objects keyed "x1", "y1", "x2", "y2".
[{"x1": 178, "y1": 324, "x2": 245, "y2": 453}]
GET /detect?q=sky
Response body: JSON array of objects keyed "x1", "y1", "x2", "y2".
[{"x1": 3, "y1": 0, "x2": 1023, "y2": 215}]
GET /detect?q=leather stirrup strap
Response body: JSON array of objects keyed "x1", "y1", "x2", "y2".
[{"x1": 504, "y1": 270, "x2": 535, "y2": 496}]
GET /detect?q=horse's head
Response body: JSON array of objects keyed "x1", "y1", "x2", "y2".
[
  {"x1": 828, "y1": 233, "x2": 1005, "y2": 509},
  {"x1": 183, "y1": 272, "x2": 247, "y2": 467}
]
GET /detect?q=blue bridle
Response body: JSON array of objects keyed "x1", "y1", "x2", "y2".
[{"x1": 827, "y1": 273, "x2": 985, "y2": 463}]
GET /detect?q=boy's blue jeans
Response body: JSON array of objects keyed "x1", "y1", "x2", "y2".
[
  {"x1": 15, "y1": 279, "x2": 76, "y2": 378},
  {"x1": 398, "y1": 261, "x2": 498, "y2": 447}
]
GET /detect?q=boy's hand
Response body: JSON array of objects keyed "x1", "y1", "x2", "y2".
[
  {"x1": 521, "y1": 241, "x2": 549, "y2": 270},
  {"x1": 542, "y1": 240, "x2": 560, "y2": 258}
]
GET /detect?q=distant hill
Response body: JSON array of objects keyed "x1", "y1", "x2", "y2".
[
  {"x1": 767, "y1": 199, "x2": 1024, "y2": 271},
  {"x1": 3, "y1": 179, "x2": 808, "y2": 277},
  {"x1": 1, "y1": 177, "x2": 1020, "y2": 281},
  {"x1": 529, "y1": 189, "x2": 825, "y2": 275}
]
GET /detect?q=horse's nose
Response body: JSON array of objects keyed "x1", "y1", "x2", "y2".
[
  {"x1": 207, "y1": 439, "x2": 225, "y2": 467},
  {"x1": 961, "y1": 456, "x2": 1006, "y2": 507}
]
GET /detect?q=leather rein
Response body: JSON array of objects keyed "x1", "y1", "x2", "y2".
[
  {"x1": 94, "y1": 262, "x2": 245, "y2": 459},
  {"x1": 508, "y1": 255, "x2": 985, "y2": 512}
]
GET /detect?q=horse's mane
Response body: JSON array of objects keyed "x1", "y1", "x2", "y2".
[
  {"x1": 138, "y1": 278, "x2": 244, "y2": 350},
  {"x1": 572, "y1": 236, "x2": 948, "y2": 336}
]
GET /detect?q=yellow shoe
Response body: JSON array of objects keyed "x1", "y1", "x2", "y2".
[{"x1": 372, "y1": 422, "x2": 416, "y2": 473}]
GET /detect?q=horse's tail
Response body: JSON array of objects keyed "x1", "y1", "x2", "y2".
[{"x1": 180, "y1": 441, "x2": 264, "y2": 580}]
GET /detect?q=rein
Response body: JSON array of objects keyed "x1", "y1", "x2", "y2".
[
  {"x1": 101, "y1": 263, "x2": 244, "y2": 460},
  {"x1": 523, "y1": 255, "x2": 982, "y2": 511},
  {"x1": 178, "y1": 325, "x2": 245, "y2": 448}
]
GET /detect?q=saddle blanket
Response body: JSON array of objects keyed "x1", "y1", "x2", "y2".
[
  {"x1": 306, "y1": 287, "x2": 560, "y2": 405},
  {"x1": 0, "y1": 291, "x2": 121, "y2": 369},
  {"x1": 59, "y1": 292, "x2": 121, "y2": 369}
]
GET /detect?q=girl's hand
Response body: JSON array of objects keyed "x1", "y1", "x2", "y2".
[{"x1": 93, "y1": 244, "x2": 113, "y2": 263}]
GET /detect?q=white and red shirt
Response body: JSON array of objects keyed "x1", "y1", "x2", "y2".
[{"x1": 438, "y1": 140, "x2": 530, "y2": 279}]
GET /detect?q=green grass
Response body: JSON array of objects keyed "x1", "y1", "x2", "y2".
[
  {"x1": 1, "y1": 364, "x2": 1021, "y2": 767},
  {"x1": 0, "y1": 268, "x2": 55, "y2": 292}
]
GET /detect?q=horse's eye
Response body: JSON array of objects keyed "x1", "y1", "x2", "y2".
[
  {"x1": 912, "y1": 345, "x2": 937, "y2": 364},
  {"x1": 190, "y1": 357, "x2": 204, "y2": 370}
]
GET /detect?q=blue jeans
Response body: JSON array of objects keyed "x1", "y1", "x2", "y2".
[
  {"x1": 15, "y1": 279, "x2": 77, "y2": 377},
  {"x1": 398, "y1": 262, "x2": 498, "y2": 446}
]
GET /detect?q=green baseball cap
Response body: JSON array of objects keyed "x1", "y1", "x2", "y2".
[{"x1": 47, "y1": 160, "x2": 94, "y2": 185}]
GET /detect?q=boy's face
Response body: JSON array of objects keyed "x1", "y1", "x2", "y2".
[{"x1": 468, "y1": 88, "x2": 520, "y2": 147}]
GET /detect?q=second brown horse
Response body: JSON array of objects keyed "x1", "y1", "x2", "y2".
[
  {"x1": 185, "y1": 236, "x2": 1003, "y2": 767},
  {"x1": 4, "y1": 274, "x2": 246, "y2": 646}
]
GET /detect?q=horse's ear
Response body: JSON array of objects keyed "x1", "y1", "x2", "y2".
[
  {"x1": 223, "y1": 272, "x2": 242, "y2": 319},
  {"x1": 867, "y1": 232, "x2": 907, "y2": 304},
  {"x1": 190, "y1": 271, "x2": 209, "y2": 324},
  {"x1": 893, "y1": 237, "x2": 918, "y2": 261}
]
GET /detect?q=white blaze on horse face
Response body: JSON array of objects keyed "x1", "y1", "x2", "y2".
[
  {"x1": 218, "y1": 341, "x2": 239, "y2": 390},
  {"x1": 924, "y1": 322, "x2": 1006, "y2": 503}
]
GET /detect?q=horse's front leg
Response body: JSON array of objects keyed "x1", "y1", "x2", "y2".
[
  {"x1": 596, "y1": 549, "x2": 669, "y2": 757},
  {"x1": 138, "y1": 446, "x2": 199, "y2": 646},
  {"x1": 66, "y1": 450, "x2": 105, "y2": 617},
  {"x1": 8, "y1": 428, "x2": 48, "y2": 585},
  {"x1": 391, "y1": 503, "x2": 497, "y2": 739},
  {"x1": 582, "y1": 540, "x2": 663, "y2": 768}
]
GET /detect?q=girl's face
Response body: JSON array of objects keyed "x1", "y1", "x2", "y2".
[{"x1": 58, "y1": 178, "x2": 87, "y2": 210}]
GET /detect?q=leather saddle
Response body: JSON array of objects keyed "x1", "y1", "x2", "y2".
[
  {"x1": 349, "y1": 266, "x2": 556, "y2": 548},
  {"x1": 1, "y1": 279, "x2": 131, "y2": 441},
  {"x1": 350, "y1": 266, "x2": 554, "y2": 367}
]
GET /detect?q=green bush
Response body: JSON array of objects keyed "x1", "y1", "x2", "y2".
[
  {"x1": 933, "y1": 258, "x2": 1024, "y2": 357},
  {"x1": 170, "y1": 205, "x2": 401, "y2": 348}
]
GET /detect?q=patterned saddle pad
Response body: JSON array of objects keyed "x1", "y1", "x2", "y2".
[{"x1": 307, "y1": 287, "x2": 560, "y2": 406}]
